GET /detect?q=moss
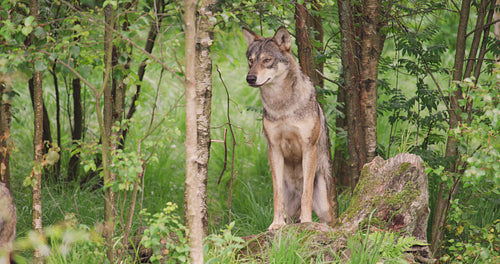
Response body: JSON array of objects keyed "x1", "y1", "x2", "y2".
[
  {"x1": 341, "y1": 165, "x2": 381, "y2": 223},
  {"x1": 384, "y1": 181, "x2": 421, "y2": 210},
  {"x1": 397, "y1": 162, "x2": 410, "y2": 175}
]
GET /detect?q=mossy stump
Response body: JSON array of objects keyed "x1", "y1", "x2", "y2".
[
  {"x1": 340, "y1": 153, "x2": 431, "y2": 260},
  {"x1": 240, "y1": 153, "x2": 432, "y2": 263}
]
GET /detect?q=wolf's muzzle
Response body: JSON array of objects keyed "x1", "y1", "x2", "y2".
[{"x1": 246, "y1": 75, "x2": 257, "y2": 86}]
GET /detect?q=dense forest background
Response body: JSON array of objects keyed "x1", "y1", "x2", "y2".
[{"x1": 0, "y1": 0, "x2": 499, "y2": 263}]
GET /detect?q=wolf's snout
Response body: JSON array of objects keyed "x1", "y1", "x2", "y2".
[{"x1": 246, "y1": 75, "x2": 257, "y2": 85}]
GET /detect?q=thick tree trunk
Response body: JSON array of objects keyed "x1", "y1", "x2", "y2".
[
  {"x1": 337, "y1": 0, "x2": 365, "y2": 192},
  {"x1": 337, "y1": 0, "x2": 388, "y2": 191},
  {"x1": 183, "y1": 0, "x2": 203, "y2": 263},
  {"x1": 102, "y1": 3, "x2": 116, "y2": 262},
  {"x1": 0, "y1": 77, "x2": 12, "y2": 189},
  {"x1": 359, "y1": 0, "x2": 382, "y2": 163}
]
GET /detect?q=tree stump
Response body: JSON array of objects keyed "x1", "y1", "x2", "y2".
[{"x1": 241, "y1": 153, "x2": 432, "y2": 262}]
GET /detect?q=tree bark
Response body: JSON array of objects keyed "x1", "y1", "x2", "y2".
[
  {"x1": 183, "y1": 0, "x2": 204, "y2": 262},
  {"x1": 29, "y1": 0, "x2": 44, "y2": 262},
  {"x1": 337, "y1": 0, "x2": 365, "y2": 192},
  {"x1": 0, "y1": 77, "x2": 12, "y2": 189},
  {"x1": 295, "y1": 0, "x2": 324, "y2": 88},
  {"x1": 102, "y1": 3, "x2": 116, "y2": 262},
  {"x1": 359, "y1": 0, "x2": 383, "y2": 163},
  {"x1": 337, "y1": 0, "x2": 389, "y2": 191},
  {"x1": 194, "y1": 0, "x2": 215, "y2": 237},
  {"x1": 31, "y1": 71, "x2": 44, "y2": 264}
]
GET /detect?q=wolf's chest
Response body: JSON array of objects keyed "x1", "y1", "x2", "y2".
[{"x1": 263, "y1": 116, "x2": 320, "y2": 163}]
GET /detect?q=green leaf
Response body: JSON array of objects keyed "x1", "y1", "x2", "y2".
[
  {"x1": 34, "y1": 27, "x2": 45, "y2": 38},
  {"x1": 69, "y1": 45, "x2": 81, "y2": 58},
  {"x1": 21, "y1": 26, "x2": 33, "y2": 36},
  {"x1": 34, "y1": 60, "x2": 47, "y2": 72}
]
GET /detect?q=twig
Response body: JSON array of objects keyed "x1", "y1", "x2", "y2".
[
  {"x1": 314, "y1": 69, "x2": 344, "y2": 88},
  {"x1": 217, "y1": 128, "x2": 228, "y2": 184},
  {"x1": 216, "y1": 65, "x2": 237, "y2": 225}
]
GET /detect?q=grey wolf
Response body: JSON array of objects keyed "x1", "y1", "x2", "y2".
[
  {"x1": 0, "y1": 182, "x2": 16, "y2": 263},
  {"x1": 243, "y1": 26, "x2": 337, "y2": 230}
]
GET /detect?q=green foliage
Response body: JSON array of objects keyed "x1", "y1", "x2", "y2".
[
  {"x1": 438, "y1": 74, "x2": 500, "y2": 263},
  {"x1": 140, "y1": 202, "x2": 190, "y2": 263},
  {"x1": 441, "y1": 200, "x2": 499, "y2": 263},
  {"x1": 378, "y1": 19, "x2": 449, "y2": 164},
  {"x1": 452, "y1": 77, "x2": 500, "y2": 181},
  {"x1": 12, "y1": 214, "x2": 105, "y2": 264},
  {"x1": 203, "y1": 222, "x2": 245, "y2": 263}
]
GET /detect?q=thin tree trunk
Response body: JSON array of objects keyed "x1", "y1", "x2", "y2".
[
  {"x1": 68, "y1": 78, "x2": 83, "y2": 181},
  {"x1": 0, "y1": 77, "x2": 12, "y2": 189},
  {"x1": 473, "y1": 1, "x2": 495, "y2": 82},
  {"x1": 50, "y1": 65, "x2": 61, "y2": 176},
  {"x1": 183, "y1": 0, "x2": 203, "y2": 262},
  {"x1": 430, "y1": 0, "x2": 471, "y2": 255},
  {"x1": 29, "y1": 0, "x2": 44, "y2": 262},
  {"x1": 103, "y1": 3, "x2": 116, "y2": 262},
  {"x1": 32, "y1": 70, "x2": 44, "y2": 264},
  {"x1": 122, "y1": 0, "x2": 165, "y2": 145}
]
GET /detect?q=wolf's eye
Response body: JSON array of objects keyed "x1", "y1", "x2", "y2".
[
  {"x1": 263, "y1": 58, "x2": 272, "y2": 64},
  {"x1": 248, "y1": 58, "x2": 254, "y2": 65}
]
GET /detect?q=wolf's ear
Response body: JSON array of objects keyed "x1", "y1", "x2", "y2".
[
  {"x1": 242, "y1": 27, "x2": 260, "y2": 47},
  {"x1": 273, "y1": 26, "x2": 291, "y2": 52}
]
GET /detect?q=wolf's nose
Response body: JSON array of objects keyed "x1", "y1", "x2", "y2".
[{"x1": 246, "y1": 75, "x2": 257, "y2": 85}]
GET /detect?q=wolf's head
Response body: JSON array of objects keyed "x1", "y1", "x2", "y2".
[{"x1": 242, "y1": 26, "x2": 292, "y2": 87}]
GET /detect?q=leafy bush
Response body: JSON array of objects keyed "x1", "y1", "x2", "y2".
[
  {"x1": 140, "y1": 202, "x2": 190, "y2": 263},
  {"x1": 203, "y1": 222, "x2": 245, "y2": 263}
]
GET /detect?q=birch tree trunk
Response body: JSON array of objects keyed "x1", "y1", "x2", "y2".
[
  {"x1": 31, "y1": 71, "x2": 44, "y2": 264},
  {"x1": 29, "y1": 0, "x2": 44, "y2": 262},
  {"x1": 183, "y1": 0, "x2": 204, "y2": 263},
  {"x1": 195, "y1": 0, "x2": 215, "y2": 236}
]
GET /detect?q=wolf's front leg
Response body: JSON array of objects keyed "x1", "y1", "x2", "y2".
[
  {"x1": 267, "y1": 145, "x2": 286, "y2": 231},
  {"x1": 300, "y1": 145, "x2": 317, "y2": 223}
]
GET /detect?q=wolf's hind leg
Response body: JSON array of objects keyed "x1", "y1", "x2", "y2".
[{"x1": 312, "y1": 174, "x2": 334, "y2": 225}]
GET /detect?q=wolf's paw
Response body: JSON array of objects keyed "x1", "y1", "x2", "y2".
[{"x1": 267, "y1": 222, "x2": 285, "y2": 231}]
